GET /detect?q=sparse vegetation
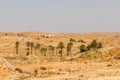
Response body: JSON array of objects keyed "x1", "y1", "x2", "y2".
[
  {"x1": 35, "y1": 43, "x2": 40, "y2": 55},
  {"x1": 34, "y1": 69, "x2": 38, "y2": 77},
  {"x1": 78, "y1": 39, "x2": 86, "y2": 43},
  {"x1": 86, "y1": 44, "x2": 91, "y2": 51},
  {"x1": 69, "y1": 38, "x2": 76, "y2": 42},
  {"x1": 48, "y1": 45, "x2": 55, "y2": 56},
  {"x1": 2, "y1": 32, "x2": 120, "y2": 80},
  {"x1": 5, "y1": 33, "x2": 8, "y2": 36},
  {"x1": 40, "y1": 67, "x2": 47, "y2": 70},
  {"x1": 40, "y1": 47, "x2": 47, "y2": 56},
  {"x1": 97, "y1": 42, "x2": 102, "y2": 49},
  {"x1": 15, "y1": 68, "x2": 23, "y2": 73},
  {"x1": 57, "y1": 42, "x2": 65, "y2": 57},
  {"x1": 15, "y1": 41, "x2": 19, "y2": 54},
  {"x1": 66, "y1": 42, "x2": 73, "y2": 56},
  {"x1": 107, "y1": 63, "x2": 112, "y2": 67},
  {"x1": 79, "y1": 39, "x2": 102, "y2": 53},
  {"x1": 90, "y1": 39, "x2": 102, "y2": 49},
  {"x1": 30, "y1": 42, "x2": 34, "y2": 54},
  {"x1": 80, "y1": 44, "x2": 86, "y2": 52},
  {"x1": 26, "y1": 41, "x2": 30, "y2": 55}
]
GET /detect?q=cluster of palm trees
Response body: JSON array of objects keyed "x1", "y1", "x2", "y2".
[
  {"x1": 15, "y1": 39, "x2": 102, "y2": 57},
  {"x1": 80, "y1": 39, "x2": 102, "y2": 52},
  {"x1": 15, "y1": 41, "x2": 74, "y2": 57}
]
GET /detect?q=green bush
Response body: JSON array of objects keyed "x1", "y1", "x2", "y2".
[
  {"x1": 86, "y1": 44, "x2": 91, "y2": 51},
  {"x1": 97, "y1": 42, "x2": 102, "y2": 48},
  {"x1": 90, "y1": 39, "x2": 102, "y2": 49},
  {"x1": 91, "y1": 39, "x2": 98, "y2": 48},
  {"x1": 80, "y1": 44, "x2": 86, "y2": 52},
  {"x1": 70, "y1": 38, "x2": 76, "y2": 42},
  {"x1": 78, "y1": 40, "x2": 86, "y2": 43}
]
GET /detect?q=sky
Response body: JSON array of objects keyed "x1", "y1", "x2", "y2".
[{"x1": 0, "y1": 0, "x2": 120, "y2": 33}]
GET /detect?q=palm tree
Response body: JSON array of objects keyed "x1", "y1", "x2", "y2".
[
  {"x1": 15, "y1": 41, "x2": 19, "y2": 54},
  {"x1": 26, "y1": 41, "x2": 30, "y2": 55},
  {"x1": 55, "y1": 46, "x2": 59, "y2": 56},
  {"x1": 48, "y1": 45, "x2": 55, "y2": 56},
  {"x1": 57, "y1": 42, "x2": 65, "y2": 57},
  {"x1": 35, "y1": 43, "x2": 41, "y2": 55},
  {"x1": 30, "y1": 42, "x2": 34, "y2": 54},
  {"x1": 26, "y1": 41, "x2": 30, "y2": 48},
  {"x1": 66, "y1": 42, "x2": 73, "y2": 56},
  {"x1": 40, "y1": 47, "x2": 47, "y2": 56}
]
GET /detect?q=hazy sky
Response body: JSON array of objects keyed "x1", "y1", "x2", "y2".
[{"x1": 0, "y1": 0, "x2": 120, "y2": 33}]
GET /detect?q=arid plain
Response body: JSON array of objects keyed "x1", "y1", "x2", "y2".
[{"x1": 0, "y1": 32, "x2": 120, "y2": 80}]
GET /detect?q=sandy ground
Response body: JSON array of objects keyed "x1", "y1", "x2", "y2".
[
  {"x1": 24, "y1": 60, "x2": 120, "y2": 80},
  {"x1": 0, "y1": 32, "x2": 120, "y2": 80},
  {"x1": 1, "y1": 56, "x2": 119, "y2": 80}
]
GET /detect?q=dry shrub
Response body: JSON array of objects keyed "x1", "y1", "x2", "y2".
[
  {"x1": 84, "y1": 61, "x2": 87, "y2": 64},
  {"x1": 107, "y1": 63, "x2": 112, "y2": 67},
  {"x1": 34, "y1": 69, "x2": 38, "y2": 74},
  {"x1": 61, "y1": 57, "x2": 67, "y2": 61},
  {"x1": 15, "y1": 68, "x2": 23, "y2": 73},
  {"x1": 114, "y1": 54, "x2": 120, "y2": 60},
  {"x1": 40, "y1": 67, "x2": 47, "y2": 70},
  {"x1": 34, "y1": 69, "x2": 38, "y2": 77}
]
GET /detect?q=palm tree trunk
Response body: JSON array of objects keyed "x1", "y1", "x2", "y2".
[
  {"x1": 61, "y1": 49, "x2": 62, "y2": 57},
  {"x1": 44, "y1": 52, "x2": 46, "y2": 56},
  {"x1": 67, "y1": 51, "x2": 69, "y2": 56},
  {"x1": 16, "y1": 47, "x2": 18, "y2": 54},
  {"x1": 35, "y1": 48, "x2": 36, "y2": 55},
  {"x1": 51, "y1": 50, "x2": 54, "y2": 56},
  {"x1": 56, "y1": 49, "x2": 57, "y2": 56},
  {"x1": 31, "y1": 47, "x2": 32, "y2": 54}
]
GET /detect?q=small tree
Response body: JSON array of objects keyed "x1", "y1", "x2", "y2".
[
  {"x1": 66, "y1": 42, "x2": 73, "y2": 56},
  {"x1": 91, "y1": 39, "x2": 98, "y2": 49},
  {"x1": 5, "y1": 33, "x2": 8, "y2": 36},
  {"x1": 57, "y1": 42, "x2": 65, "y2": 57},
  {"x1": 48, "y1": 45, "x2": 55, "y2": 56},
  {"x1": 40, "y1": 47, "x2": 47, "y2": 56},
  {"x1": 15, "y1": 41, "x2": 19, "y2": 54},
  {"x1": 55, "y1": 46, "x2": 59, "y2": 56},
  {"x1": 69, "y1": 38, "x2": 76, "y2": 42},
  {"x1": 30, "y1": 42, "x2": 34, "y2": 54},
  {"x1": 86, "y1": 44, "x2": 91, "y2": 51},
  {"x1": 26, "y1": 41, "x2": 30, "y2": 55},
  {"x1": 80, "y1": 44, "x2": 86, "y2": 52},
  {"x1": 35, "y1": 43, "x2": 41, "y2": 55},
  {"x1": 26, "y1": 41, "x2": 30, "y2": 48},
  {"x1": 78, "y1": 39, "x2": 86, "y2": 43},
  {"x1": 97, "y1": 42, "x2": 102, "y2": 48},
  {"x1": 90, "y1": 40, "x2": 103, "y2": 50},
  {"x1": 17, "y1": 33, "x2": 21, "y2": 36}
]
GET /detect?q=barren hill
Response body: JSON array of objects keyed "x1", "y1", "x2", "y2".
[{"x1": 0, "y1": 32, "x2": 120, "y2": 80}]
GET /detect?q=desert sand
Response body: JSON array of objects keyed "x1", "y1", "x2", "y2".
[{"x1": 0, "y1": 32, "x2": 120, "y2": 80}]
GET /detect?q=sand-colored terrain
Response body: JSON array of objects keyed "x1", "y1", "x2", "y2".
[{"x1": 0, "y1": 32, "x2": 120, "y2": 80}]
